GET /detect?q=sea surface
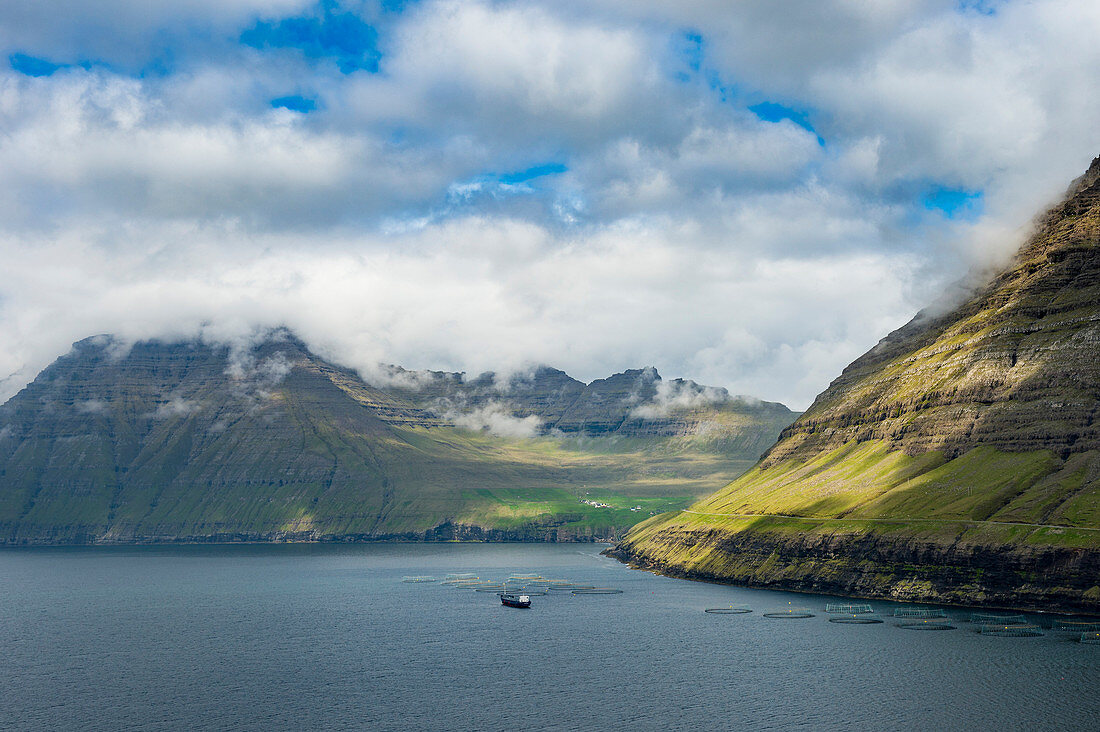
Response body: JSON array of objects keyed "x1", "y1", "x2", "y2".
[{"x1": 1, "y1": 543, "x2": 1097, "y2": 731}]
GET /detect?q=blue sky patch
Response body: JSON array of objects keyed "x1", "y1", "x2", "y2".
[
  {"x1": 673, "y1": 32, "x2": 732, "y2": 95},
  {"x1": 957, "y1": 0, "x2": 1000, "y2": 15},
  {"x1": 380, "y1": 0, "x2": 421, "y2": 12},
  {"x1": 749, "y1": 101, "x2": 825, "y2": 145},
  {"x1": 678, "y1": 31, "x2": 704, "y2": 73},
  {"x1": 241, "y1": 1, "x2": 382, "y2": 73},
  {"x1": 9, "y1": 53, "x2": 66, "y2": 77},
  {"x1": 271, "y1": 95, "x2": 318, "y2": 113},
  {"x1": 497, "y1": 162, "x2": 567, "y2": 186},
  {"x1": 923, "y1": 187, "x2": 984, "y2": 219},
  {"x1": 9, "y1": 52, "x2": 173, "y2": 80},
  {"x1": 446, "y1": 162, "x2": 568, "y2": 207}
]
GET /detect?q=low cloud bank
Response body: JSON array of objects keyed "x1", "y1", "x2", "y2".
[
  {"x1": 0, "y1": 1, "x2": 1097, "y2": 412},
  {"x1": 630, "y1": 378, "x2": 731, "y2": 419},
  {"x1": 442, "y1": 401, "x2": 543, "y2": 439}
]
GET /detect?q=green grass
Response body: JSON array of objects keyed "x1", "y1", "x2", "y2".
[
  {"x1": 628, "y1": 440, "x2": 1100, "y2": 553},
  {"x1": 1, "y1": 420, "x2": 751, "y2": 541}
]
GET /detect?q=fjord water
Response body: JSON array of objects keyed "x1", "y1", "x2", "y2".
[{"x1": 1, "y1": 544, "x2": 1096, "y2": 731}]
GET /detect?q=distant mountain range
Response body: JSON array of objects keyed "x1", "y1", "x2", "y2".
[
  {"x1": 615, "y1": 155, "x2": 1100, "y2": 612},
  {"x1": 0, "y1": 334, "x2": 795, "y2": 543}
]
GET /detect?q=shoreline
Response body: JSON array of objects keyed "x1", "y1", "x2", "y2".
[{"x1": 604, "y1": 535, "x2": 1100, "y2": 616}]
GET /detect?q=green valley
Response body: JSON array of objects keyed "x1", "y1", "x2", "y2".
[{"x1": 0, "y1": 333, "x2": 794, "y2": 543}]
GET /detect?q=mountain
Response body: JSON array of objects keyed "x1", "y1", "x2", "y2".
[
  {"x1": 0, "y1": 333, "x2": 795, "y2": 544},
  {"x1": 384, "y1": 362, "x2": 786, "y2": 453},
  {"x1": 613, "y1": 155, "x2": 1100, "y2": 612}
]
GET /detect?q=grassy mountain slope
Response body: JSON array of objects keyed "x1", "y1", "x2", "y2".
[
  {"x1": 615, "y1": 156, "x2": 1100, "y2": 611},
  {"x1": 0, "y1": 335, "x2": 795, "y2": 543}
]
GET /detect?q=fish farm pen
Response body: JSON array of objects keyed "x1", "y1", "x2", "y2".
[
  {"x1": 762, "y1": 607, "x2": 815, "y2": 619},
  {"x1": 400, "y1": 575, "x2": 1100, "y2": 645},
  {"x1": 979, "y1": 624, "x2": 1043, "y2": 637},
  {"x1": 969, "y1": 613, "x2": 1027, "y2": 624},
  {"x1": 403, "y1": 572, "x2": 624, "y2": 600},
  {"x1": 828, "y1": 615, "x2": 883, "y2": 624},
  {"x1": 893, "y1": 607, "x2": 948, "y2": 618},
  {"x1": 1049, "y1": 620, "x2": 1100, "y2": 632},
  {"x1": 896, "y1": 620, "x2": 957, "y2": 630},
  {"x1": 704, "y1": 605, "x2": 752, "y2": 614}
]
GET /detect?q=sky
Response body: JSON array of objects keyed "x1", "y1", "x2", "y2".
[{"x1": 0, "y1": 0, "x2": 1098, "y2": 410}]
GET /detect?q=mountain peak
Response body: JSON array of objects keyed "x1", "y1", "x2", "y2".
[
  {"x1": 1068, "y1": 153, "x2": 1100, "y2": 196},
  {"x1": 764, "y1": 152, "x2": 1100, "y2": 466},
  {"x1": 617, "y1": 155, "x2": 1100, "y2": 613}
]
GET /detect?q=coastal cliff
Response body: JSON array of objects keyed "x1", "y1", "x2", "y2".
[{"x1": 613, "y1": 155, "x2": 1100, "y2": 612}]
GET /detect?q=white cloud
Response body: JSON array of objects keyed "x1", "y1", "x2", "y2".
[
  {"x1": 444, "y1": 401, "x2": 543, "y2": 439},
  {"x1": 630, "y1": 379, "x2": 730, "y2": 419},
  {"x1": 383, "y1": 1, "x2": 670, "y2": 142},
  {"x1": 0, "y1": 213, "x2": 926, "y2": 409},
  {"x1": 76, "y1": 399, "x2": 109, "y2": 415},
  {"x1": 151, "y1": 396, "x2": 200, "y2": 420},
  {"x1": 0, "y1": 0, "x2": 313, "y2": 70},
  {"x1": 0, "y1": 0, "x2": 1096, "y2": 415}
]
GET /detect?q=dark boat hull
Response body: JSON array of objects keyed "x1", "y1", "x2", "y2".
[{"x1": 500, "y1": 595, "x2": 531, "y2": 608}]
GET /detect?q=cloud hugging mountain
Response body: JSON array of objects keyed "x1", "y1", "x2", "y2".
[
  {"x1": 2, "y1": 1, "x2": 1099, "y2": 412},
  {"x1": 616, "y1": 155, "x2": 1100, "y2": 612},
  {"x1": 0, "y1": 332, "x2": 795, "y2": 543}
]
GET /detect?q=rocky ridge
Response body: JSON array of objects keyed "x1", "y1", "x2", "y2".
[
  {"x1": 0, "y1": 333, "x2": 795, "y2": 544},
  {"x1": 766, "y1": 154, "x2": 1100, "y2": 465},
  {"x1": 613, "y1": 154, "x2": 1100, "y2": 612},
  {"x1": 384, "y1": 362, "x2": 791, "y2": 449}
]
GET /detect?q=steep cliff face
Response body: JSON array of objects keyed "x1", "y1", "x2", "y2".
[
  {"x1": 610, "y1": 517, "x2": 1100, "y2": 612},
  {"x1": 767, "y1": 154, "x2": 1100, "y2": 465},
  {"x1": 615, "y1": 155, "x2": 1100, "y2": 611},
  {"x1": 0, "y1": 334, "x2": 795, "y2": 544}
]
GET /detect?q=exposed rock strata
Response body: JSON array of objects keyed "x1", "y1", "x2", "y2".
[
  {"x1": 389, "y1": 363, "x2": 793, "y2": 447},
  {"x1": 766, "y1": 154, "x2": 1100, "y2": 465},
  {"x1": 615, "y1": 155, "x2": 1100, "y2": 611},
  {"x1": 611, "y1": 525, "x2": 1100, "y2": 613},
  {"x1": 0, "y1": 333, "x2": 794, "y2": 544}
]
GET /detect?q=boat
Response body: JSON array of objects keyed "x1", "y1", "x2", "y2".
[{"x1": 500, "y1": 593, "x2": 531, "y2": 608}]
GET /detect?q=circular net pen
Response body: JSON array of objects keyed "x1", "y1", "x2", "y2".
[
  {"x1": 704, "y1": 605, "x2": 752, "y2": 614},
  {"x1": 472, "y1": 584, "x2": 507, "y2": 592},
  {"x1": 443, "y1": 573, "x2": 479, "y2": 581},
  {"x1": 893, "y1": 607, "x2": 947, "y2": 619},
  {"x1": 825, "y1": 603, "x2": 873, "y2": 614},
  {"x1": 829, "y1": 615, "x2": 883, "y2": 625},
  {"x1": 572, "y1": 588, "x2": 623, "y2": 595},
  {"x1": 401, "y1": 576, "x2": 438, "y2": 583},
  {"x1": 1049, "y1": 620, "x2": 1100, "y2": 632},
  {"x1": 1080, "y1": 632, "x2": 1100, "y2": 644},
  {"x1": 763, "y1": 607, "x2": 815, "y2": 619},
  {"x1": 969, "y1": 613, "x2": 1027, "y2": 625},
  {"x1": 445, "y1": 580, "x2": 484, "y2": 589},
  {"x1": 979, "y1": 623, "x2": 1043, "y2": 637},
  {"x1": 896, "y1": 619, "x2": 957, "y2": 631}
]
